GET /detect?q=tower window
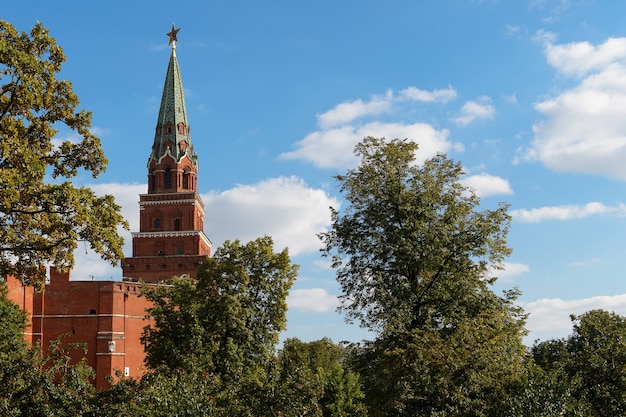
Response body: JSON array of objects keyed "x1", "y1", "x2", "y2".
[
  {"x1": 154, "y1": 218, "x2": 161, "y2": 229},
  {"x1": 182, "y1": 171, "x2": 189, "y2": 189},
  {"x1": 164, "y1": 169, "x2": 172, "y2": 188},
  {"x1": 174, "y1": 218, "x2": 181, "y2": 231}
]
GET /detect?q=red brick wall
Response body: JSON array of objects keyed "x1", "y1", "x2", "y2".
[{"x1": 8, "y1": 269, "x2": 158, "y2": 390}]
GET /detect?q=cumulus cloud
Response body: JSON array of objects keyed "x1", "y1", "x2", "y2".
[
  {"x1": 543, "y1": 35, "x2": 626, "y2": 77},
  {"x1": 522, "y1": 293, "x2": 626, "y2": 342},
  {"x1": 525, "y1": 34, "x2": 626, "y2": 180},
  {"x1": 202, "y1": 176, "x2": 339, "y2": 256},
  {"x1": 280, "y1": 86, "x2": 461, "y2": 170},
  {"x1": 452, "y1": 96, "x2": 496, "y2": 126},
  {"x1": 317, "y1": 91, "x2": 393, "y2": 129},
  {"x1": 287, "y1": 288, "x2": 339, "y2": 312},
  {"x1": 461, "y1": 172, "x2": 513, "y2": 197},
  {"x1": 484, "y1": 261, "x2": 530, "y2": 282},
  {"x1": 511, "y1": 202, "x2": 626, "y2": 223},
  {"x1": 281, "y1": 122, "x2": 452, "y2": 169}
]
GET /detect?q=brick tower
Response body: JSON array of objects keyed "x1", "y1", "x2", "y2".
[{"x1": 122, "y1": 26, "x2": 211, "y2": 283}]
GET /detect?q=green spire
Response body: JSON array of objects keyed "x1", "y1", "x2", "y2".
[{"x1": 150, "y1": 26, "x2": 197, "y2": 166}]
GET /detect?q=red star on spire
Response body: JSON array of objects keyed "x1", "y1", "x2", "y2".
[{"x1": 167, "y1": 24, "x2": 181, "y2": 45}]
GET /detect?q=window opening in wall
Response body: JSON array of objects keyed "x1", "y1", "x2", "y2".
[
  {"x1": 182, "y1": 172, "x2": 189, "y2": 189},
  {"x1": 176, "y1": 246, "x2": 183, "y2": 255},
  {"x1": 154, "y1": 218, "x2": 161, "y2": 229},
  {"x1": 89, "y1": 309, "x2": 97, "y2": 315},
  {"x1": 164, "y1": 169, "x2": 172, "y2": 188},
  {"x1": 174, "y1": 218, "x2": 181, "y2": 231}
]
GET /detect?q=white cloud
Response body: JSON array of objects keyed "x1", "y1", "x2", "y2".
[
  {"x1": 315, "y1": 86, "x2": 458, "y2": 130},
  {"x1": 399, "y1": 86, "x2": 457, "y2": 103},
  {"x1": 317, "y1": 91, "x2": 393, "y2": 129},
  {"x1": 500, "y1": 262, "x2": 531, "y2": 278},
  {"x1": 71, "y1": 183, "x2": 145, "y2": 280},
  {"x1": 452, "y1": 96, "x2": 496, "y2": 126},
  {"x1": 522, "y1": 293, "x2": 626, "y2": 342},
  {"x1": 281, "y1": 122, "x2": 453, "y2": 169},
  {"x1": 484, "y1": 261, "x2": 530, "y2": 282},
  {"x1": 287, "y1": 288, "x2": 339, "y2": 312},
  {"x1": 544, "y1": 36, "x2": 626, "y2": 77},
  {"x1": 511, "y1": 202, "x2": 626, "y2": 223},
  {"x1": 526, "y1": 35, "x2": 626, "y2": 180},
  {"x1": 281, "y1": 86, "x2": 462, "y2": 170},
  {"x1": 461, "y1": 172, "x2": 513, "y2": 197},
  {"x1": 202, "y1": 176, "x2": 339, "y2": 256}
]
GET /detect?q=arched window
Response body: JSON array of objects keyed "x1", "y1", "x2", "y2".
[
  {"x1": 154, "y1": 218, "x2": 161, "y2": 229},
  {"x1": 164, "y1": 169, "x2": 172, "y2": 188},
  {"x1": 174, "y1": 218, "x2": 181, "y2": 231},
  {"x1": 182, "y1": 171, "x2": 189, "y2": 189}
]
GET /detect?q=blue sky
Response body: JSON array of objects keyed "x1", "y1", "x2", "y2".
[{"x1": 5, "y1": 0, "x2": 626, "y2": 344}]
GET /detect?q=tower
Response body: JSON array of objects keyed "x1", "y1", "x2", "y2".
[{"x1": 122, "y1": 26, "x2": 211, "y2": 283}]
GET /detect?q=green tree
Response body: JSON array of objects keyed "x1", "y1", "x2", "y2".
[
  {"x1": 277, "y1": 338, "x2": 366, "y2": 416},
  {"x1": 530, "y1": 310, "x2": 626, "y2": 416},
  {"x1": 0, "y1": 20, "x2": 127, "y2": 287},
  {"x1": 320, "y1": 137, "x2": 527, "y2": 415},
  {"x1": 141, "y1": 236, "x2": 298, "y2": 412},
  {"x1": 98, "y1": 369, "x2": 223, "y2": 417}
]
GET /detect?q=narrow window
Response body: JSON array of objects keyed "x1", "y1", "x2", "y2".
[
  {"x1": 154, "y1": 218, "x2": 161, "y2": 229},
  {"x1": 182, "y1": 172, "x2": 189, "y2": 189},
  {"x1": 164, "y1": 169, "x2": 172, "y2": 188},
  {"x1": 174, "y1": 218, "x2": 181, "y2": 231}
]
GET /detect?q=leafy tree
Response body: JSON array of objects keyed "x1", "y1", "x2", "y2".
[
  {"x1": 141, "y1": 236, "x2": 298, "y2": 412},
  {"x1": 277, "y1": 338, "x2": 366, "y2": 416},
  {"x1": 98, "y1": 369, "x2": 223, "y2": 417},
  {"x1": 503, "y1": 361, "x2": 590, "y2": 417},
  {"x1": 0, "y1": 20, "x2": 127, "y2": 287},
  {"x1": 530, "y1": 310, "x2": 626, "y2": 416},
  {"x1": 320, "y1": 137, "x2": 527, "y2": 415}
]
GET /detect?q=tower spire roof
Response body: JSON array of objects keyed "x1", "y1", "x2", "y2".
[{"x1": 150, "y1": 25, "x2": 197, "y2": 166}]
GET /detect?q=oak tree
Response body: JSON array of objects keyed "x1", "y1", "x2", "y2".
[{"x1": 0, "y1": 20, "x2": 127, "y2": 287}]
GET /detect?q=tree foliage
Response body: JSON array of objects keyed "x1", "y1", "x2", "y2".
[
  {"x1": 0, "y1": 20, "x2": 127, "y2": 287},
  {"x1": 531, "y1": 309, "x2": 626, "y2": 416},
  {"x1": 320, "y1": 137, "x2": 526, "y2": 415},
  {"x1": 142, "y1": 236, "x2": 298, "y2": 383},
  {"x1": 320, "y1": 137, "x2": 512, "y2": 334},
  {"x1": 277, "y1": 338, "x2": 366, "y2": 416}
]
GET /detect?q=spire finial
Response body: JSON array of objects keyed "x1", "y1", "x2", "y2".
[{"x1": 166, "y1": 24, "x2": 181, "y2": 52}]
